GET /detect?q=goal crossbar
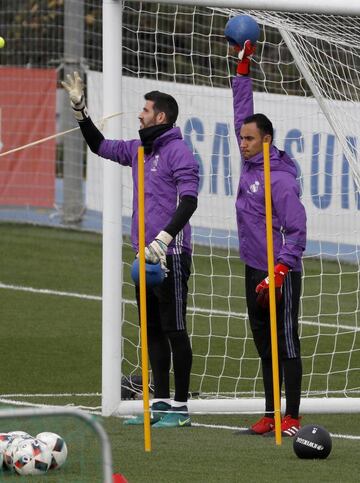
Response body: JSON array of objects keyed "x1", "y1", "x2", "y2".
[{"x1": 139, "y1": 0, "x2": 360, "y2": 16}]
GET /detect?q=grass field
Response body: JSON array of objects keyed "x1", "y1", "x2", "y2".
[{"x1": 0, "y1": 222, "x2": 359, "y2": 482}]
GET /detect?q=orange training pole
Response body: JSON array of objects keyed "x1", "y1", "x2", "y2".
[
  {"x1": 137, "y1": 146, "x2": 152, "y2": 452},
  {"x1": 263, "y1": 142, "x2": 282, "y2": 446}
]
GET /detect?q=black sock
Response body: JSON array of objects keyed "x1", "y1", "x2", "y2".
[
  {"x1": 147, "y1": 328, "x2": 171, "y2": 399},
  {"x1": 284, "y1": 358, "x2": 302, "y2": 418},
  {"x1": 261, "y1": 358, "x2": 283, "y2": 418},
  {"x1": 168, "y1": 330, "x2": 192, "y2": 403}
]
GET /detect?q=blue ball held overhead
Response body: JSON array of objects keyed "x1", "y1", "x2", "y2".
[
  {"x1": 131, "y1": 258, "x2": 165, "y2": 287},
  {"x1": 224, "y1": 14, "x2": 260, "y2": 47}
]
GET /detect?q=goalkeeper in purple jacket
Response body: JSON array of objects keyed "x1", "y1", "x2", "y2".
[
  {"x1": 62, "y1": 72, "x2": 199, "y2": 428},
  {"x1": 229, "y1": 41, "x2": 307, "y2": 437}
]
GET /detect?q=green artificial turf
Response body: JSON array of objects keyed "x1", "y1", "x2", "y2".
[{"x1": 0, "y1": 222, "x2": 359, "y2": 482}]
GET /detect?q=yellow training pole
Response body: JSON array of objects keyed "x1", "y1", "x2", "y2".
[
  {"x1": 137, "y1": 146, "x2": 152, "y2": 452},
  {"x1": 263, "y1": 142, "x2": 282, "y2": 446}
]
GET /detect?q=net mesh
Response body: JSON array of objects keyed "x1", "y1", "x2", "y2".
[{"x1": 0, "y1": 408, "x2": 107, "y2": 480}]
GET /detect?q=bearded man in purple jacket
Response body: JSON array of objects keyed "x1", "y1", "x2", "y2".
[
  {"x1": 230, "y1": 41, "x2": 307, "y2": 437},
  {"x1": 62, "y1": 72, "x2": 199, "y2": 428}
]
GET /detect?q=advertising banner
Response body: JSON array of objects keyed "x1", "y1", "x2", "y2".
[
  {"x1": 86, "y1": 72, "x2": 359, "y2": 248},
  {"x1": 0, "y1": 67, "x2": 56, "y2": 207}
]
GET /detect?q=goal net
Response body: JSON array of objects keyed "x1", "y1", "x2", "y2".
[
  {"x1": 111, "y1": 1, "x2": 360, "y2": 414},
  {"x1": 0, "y1": 1, "x2": 359, "y2": 415},
  {"x1": 0, "y1": 407, "x2": 113, "y2": 481}
]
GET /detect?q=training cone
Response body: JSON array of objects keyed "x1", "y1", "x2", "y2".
[{"x1": 113, "y1": 473, "x2": 128, "y2": 483}]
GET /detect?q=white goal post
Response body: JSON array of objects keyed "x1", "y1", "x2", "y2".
[{"x1": 101, "y1": 0, "x2": 360, "y2": 416}]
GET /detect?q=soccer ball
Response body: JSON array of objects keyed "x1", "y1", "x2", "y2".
[
  {"x1": 3, "y1": 432, "x2": 31, "y2": 469},
  {"x1": 0, "y1": 432, "x2": 13, "y2": 454},
  {"x1": 8, "y1": 430, "x2": 31, "y2": 438},
  {"x1": 293, "y1": 424, "x2": 332, "y2": 459},
  {"x1": 121, "y1": 374, "x2": 154, "y2": 400},
  {"x1": 12, "y1": 438, "x2": 52, "y2": 476},
  {"x1": 36, "y1": 431, "x2": 68, "y2": 470}
]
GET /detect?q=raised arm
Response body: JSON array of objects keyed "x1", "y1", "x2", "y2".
[
  {"x1": 61, "y1": 71, "x2": 103, "y2": 152},
  {"x1": 62, "y1": 72, "x2": 135, "y2": 166},
  {"x1": 232, "y1": 76, "x2": 253, "y2": 145},
  {"x1": 231, "y1": 41, "x2": 256, "y2": 147}
]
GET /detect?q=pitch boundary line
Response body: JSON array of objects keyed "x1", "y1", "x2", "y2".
[
  {"x1": 191, "y1": 422, "x2": 360, "y2": 440},
  {"x1": 1, "y1": 281, "x2": 359, "y2": 332},
  {"x1": 0, "y1": 397, "x2": 359, "y2": 441},
  {"x1": 0, "y1": 392, "x2": 101, "y2": 397}
]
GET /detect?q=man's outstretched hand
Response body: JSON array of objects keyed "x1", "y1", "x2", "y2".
[
  {"x1": 61, "y1": 71, "x2": 88, "y2": 121},
  {"x1": 255, "y1": 263, "x2": 289, "y2": 308},
  {"x1": 233, "y1": 40, "x2": 256, "y2": 76}
]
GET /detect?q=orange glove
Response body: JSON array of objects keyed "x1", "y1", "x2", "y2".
[
  {"x1": 235, "y1": 40, "x2": 256, "y2": 76},
  {"x1": 255, "y1": 263, "x2": 289, "y2": 308}
]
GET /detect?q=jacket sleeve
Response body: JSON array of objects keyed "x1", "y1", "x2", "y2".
[
  {"x1": 232, "y1": 75, "x2": 254, "y2": 148},
  {"x1": 97, "y1": 138, "x2": 140, "y2": 167},
  {"x1": 170, "y1": 144, "x2": 199, "y2": 199},
  {"x1": 164, "y1": 195, "x2": 198, "y2": 238},
  {"x1": 272, "y1": 173, "x2": 307, "y2": 269},
  {"x1": 77, "y1": 116, "x2": 137, "y2": 166}
]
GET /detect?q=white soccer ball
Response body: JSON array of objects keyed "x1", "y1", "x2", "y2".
[
  {"x1": 0, "y1": 432, "x2": 13, "y2": 454},
  {"x1": 8, "y1": 431, "x2": 31, "y2": 438},
  {"x1": 12, "y1": 438, "x2": 52, "y2": 476},
  {"x1": 36, "y1": 431, "x2": 68, "y2": 469},
  {"x1": 3, "y1": 432, "x2": 32, "y2": 469}
]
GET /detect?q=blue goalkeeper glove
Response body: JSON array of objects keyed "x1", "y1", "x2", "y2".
[{"x1": 144, "y1": 231, "x2": 173, "y2": 273}]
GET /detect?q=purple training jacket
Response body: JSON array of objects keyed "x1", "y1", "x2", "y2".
[
  {"x1": 98, "y1": 127, "x2": 199, "y2": 255},
  {"x1": 232, "y1": 75, "x2": 306, "y2": 271}
]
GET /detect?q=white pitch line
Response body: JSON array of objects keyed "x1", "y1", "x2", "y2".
[
  {"x1": 1, "y1": 281, "x2": 359, "y2": 332},
  {"x1": 186, "y1": 422, "x2": 360, "y2": 440},
  {"x1": 0, "y1": 282, "x2": 101, "y2": 301},
  {"x1": 0, "y1": 398, "x2": 102, "y2": 414},
  {"x1": 0, "y1": 392, "x2": 101, "y2": 398},
  {"x1": 1, "y1": 398, "x2": 358, "y2": 441}
]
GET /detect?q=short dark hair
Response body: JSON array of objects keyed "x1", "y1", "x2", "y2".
[
  {"x1": 144, "y1": 90, "x2": 179, "y2": 125},
  {"x1": 243, "y1": 113, "x2": 274, "y2": 142}
]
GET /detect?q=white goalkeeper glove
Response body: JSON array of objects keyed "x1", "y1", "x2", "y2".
[
  {"x1": 61, "y1": 71, "x2": 88, "y2": 121},
  {"x1": 144, "y1": 231, "x2": 173, "y2": 273}
]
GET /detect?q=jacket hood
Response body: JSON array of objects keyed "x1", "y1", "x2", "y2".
[{"x1": 245, "y1": 145, "x2": 298, "y2": 178}]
